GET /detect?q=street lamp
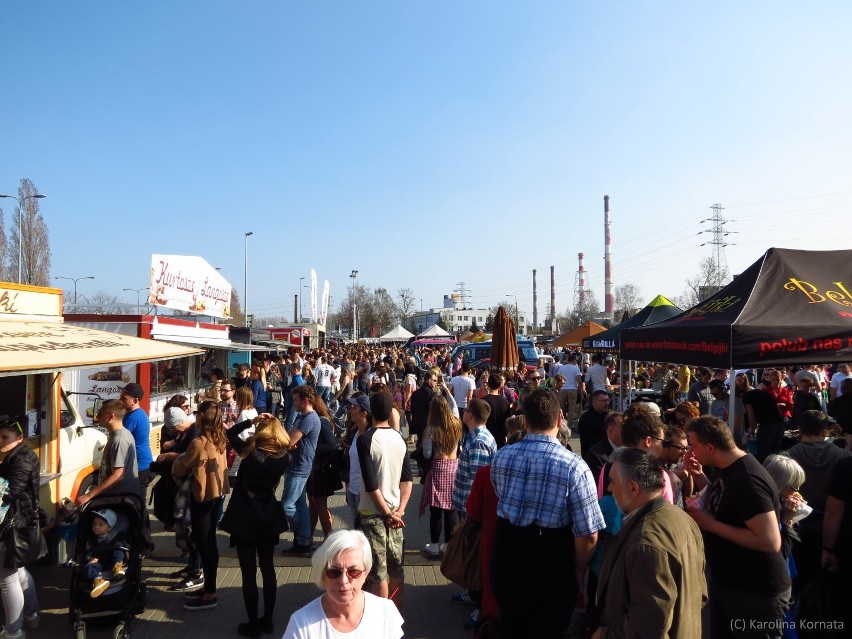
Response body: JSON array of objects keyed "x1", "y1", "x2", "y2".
[
  {"x1": 350, "y1": 270, "x2": 358, "y2": 339},
  {"x1": 0, "y1": 192, "x2": 47, "y2": 283},
  {"x1": 123, "y1": 287, "x2": 148, "y2": 314},
  {"x1": 505, "y1": 293, "x2": 519, "y2": 332},
  {"x1": 299, "y1": 276, "x2": 305, "y2": 323},
  {"x1": 244, "y1": 231, "x2": 253, "y2": 327},
  {"x1": 54, "y1": 275, "x2": 94, "y2": 306}
]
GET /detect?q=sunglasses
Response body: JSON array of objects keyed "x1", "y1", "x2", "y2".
[
  {"x1": 664, "y1": 442, "x2": 689, "y2": 452},
  {"x1": 324, "y1": 567, "x2": 365, "y2": 580}
]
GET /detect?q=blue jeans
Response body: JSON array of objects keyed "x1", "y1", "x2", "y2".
[
  {"x1": 317, "y1": 386, "x2": 332, "y2": 405},
  {"x1": 281, "y1": 474, "x2": 310, "y2": 546}
]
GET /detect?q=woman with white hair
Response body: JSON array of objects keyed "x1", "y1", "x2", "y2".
[{"x1": 282, "y1": 530, "x2": 404, "y2": 638}]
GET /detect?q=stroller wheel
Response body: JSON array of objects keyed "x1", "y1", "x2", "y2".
[
  {"x1": 113, "y1": 620, "x2": 132, "y2": 639},
  {"x1": 73, "y1": 621, "x2": 86, "y2": 639}
]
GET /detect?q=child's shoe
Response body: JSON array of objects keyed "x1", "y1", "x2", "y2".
[
  {"x1": 112, "y1": 562, "x2": 126, "y2": 578},
  {"x1": 91, "y1": 577, "x2": 110, "y2": 598}
]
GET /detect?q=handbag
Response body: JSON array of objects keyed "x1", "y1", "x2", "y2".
[
  {"x1": 440, "y1": 517, "x2": 482, "y2": 590},
  {"x1": 10, "y1": 514, "x2": 47, "y2": 566}
]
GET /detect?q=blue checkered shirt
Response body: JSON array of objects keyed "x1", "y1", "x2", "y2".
[
  {"x1": 491, "y1": 433, "x2": 605, "y2": 535},
  {"x1": 452, "y1": 426, "x2": 497, "y2": 514}
]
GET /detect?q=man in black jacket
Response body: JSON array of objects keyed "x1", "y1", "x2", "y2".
[
  {"x1": 409, "y1": 372, "x2": 438, "y2": 444},
  {"x1": 578, "y1": 390, "x2": 611, "y2": 460},
  {"x1": 586, "y1": 411, "x2": 623, "y2": 485}
]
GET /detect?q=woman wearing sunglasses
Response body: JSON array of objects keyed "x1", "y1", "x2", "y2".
[{"x1": 283, "y1": 530, "x2": 403, "y2": 639}]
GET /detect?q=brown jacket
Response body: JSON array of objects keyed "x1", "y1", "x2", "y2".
[
  {"x1": 173, "y1": 436, "x2": 230, "y2": 503},
  {"x1": 597, "y1": 497, "x2": 707, "y2": 638}
]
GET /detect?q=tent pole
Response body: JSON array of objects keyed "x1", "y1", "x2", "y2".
[{"x1": 728, "y1": 369, "x2": 737, "y2": 439}]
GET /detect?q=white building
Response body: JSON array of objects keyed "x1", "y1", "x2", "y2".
[{"x1": 407, "y1": 295, "x2": 527, "y2": 335}]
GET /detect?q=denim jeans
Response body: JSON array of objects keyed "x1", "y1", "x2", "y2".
[
  {"x1": 281, "y1": 474, "x2": 310, "y2": 546},
  {"x1": 317, "y1": 386, "x2": 332, "y2": 405}
]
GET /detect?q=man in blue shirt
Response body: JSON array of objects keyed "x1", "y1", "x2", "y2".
[
  {"x1": 118, "y1": 382, "x2": 155, "y2": 553},
  {"x1": 491, "y1": 388, "x2": 605, "y2": 638},
  {"x1": 281, "y1": 385, "x2": 320, "y2": 554}
]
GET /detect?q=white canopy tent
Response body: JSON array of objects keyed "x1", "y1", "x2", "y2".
[
  {"x1": 417, "y1": 324, "x2": 451, "y2": 338},
  {"x1": 379, "y1": 325, "x2": 414, "y2": 342}
]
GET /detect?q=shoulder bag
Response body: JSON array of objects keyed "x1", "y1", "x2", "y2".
[{"x1": 440, "y1": 517, "x2": 482, "y2": 590}]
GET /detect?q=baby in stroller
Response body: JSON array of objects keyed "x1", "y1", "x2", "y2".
[{"x1": 82, "y1": 509, "x2": 129, "y2": 598}]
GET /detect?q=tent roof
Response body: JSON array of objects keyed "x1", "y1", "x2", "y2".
[
  {"x1": 553, "y1": 321, "x2": 607, "y2": 348},
  {"x1": 418, "y1": 323, "x2": 451, "y2": 337},
  {"x1": 379, "y1": 325, "x2": 415, "y2": 341},
  {"x1": 621, "y1": 248, "x2": 852, "y2": 368},
  {"x1": 581, "y1": 295, "x2": 682, "y2": 353}
]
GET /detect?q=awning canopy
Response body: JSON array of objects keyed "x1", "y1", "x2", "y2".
[
  {"x1": 152, "y1": 335, "x2": 269, "y2": 352},
  {"x1": 0, "y1": 321, "x2": 204, "y2": 377}
]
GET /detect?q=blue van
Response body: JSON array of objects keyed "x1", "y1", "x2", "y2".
[{"x1": 451, "y1": 340, "x2": 541, "y2": 369}]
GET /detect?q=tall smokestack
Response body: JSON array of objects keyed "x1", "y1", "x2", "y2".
[
  {"x1": 604, "y1": 195, "x2": 614, "y2": 320},
  {"x1": 578, "y1": 253, "x2": 586, "y2": 310},
  {"x1": 532, "y1": 269, "x2": 538, "y2": 331},
  {"x1": 550, "y1": 266, "x2": 556, "y2": 332}
]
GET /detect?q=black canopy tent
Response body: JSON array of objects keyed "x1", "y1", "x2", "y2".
[
  {"x1": 581, "y1": 294, "x2": 682, "y2": 354},
  {"x1": 621, "y1": 248, "x2": 852, "y2": 369}
]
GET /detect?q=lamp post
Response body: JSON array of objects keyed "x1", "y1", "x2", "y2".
[
  {"x1": 350, "y1": 270, "x2": 358, "y2": 339},
  {"x1": 54, "y1": 275, "x2": 94, "y2": 306},
  {"x1": 244, "y1": 231, "x2": 253, "y2": 327},
  {"x1": 299, "y1": 276, "x2": 305, "y2": 323},
  {"x1": 123, "y1": 287, "x2": 148, "y2": 314},
  {"x1": 0, "y1": 192, "x2": 47, "y2": 283},
  {"x1": 505, "y1": 293, "x2": 519, "y2": 332}
]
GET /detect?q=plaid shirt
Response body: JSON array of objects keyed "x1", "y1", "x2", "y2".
[
  {"x1": 452, "y1": 426, "x2": 497, "y2": 514},
  {"x1": 220, "y1": 399, "x2": 239, "y2": 429},
  {"x1": 491, "y1": 433, "x2": 605, "y2": 535}
]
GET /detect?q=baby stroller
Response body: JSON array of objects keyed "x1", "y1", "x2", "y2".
[{"x1": 69, "y1": 493, "x2": 147, "y2": 639}]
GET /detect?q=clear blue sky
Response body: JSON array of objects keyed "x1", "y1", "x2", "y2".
[{"x1": 3, "y1": 1, "x2": 850, "y2": 323}]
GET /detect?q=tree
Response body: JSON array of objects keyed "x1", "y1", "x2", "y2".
[
  {"x1": 230, "y1": 289, "x2": 245, "y2": 326},
  {"x1": 484, "y1": 313, "x2": 494, "y2": 331},
  {"x1": 436, "y1": 310, "x2": 450, "y2": 332},
  {"x1": 614, "y1": 283, "x2": 643, "y2": 318},
  {"x1": 370, "y1": 287, "x2": 397, "y2": 336},
  {"x1": 678, "y1": 256, "x2": 730, "y2": 307},
  {"x1": 396, "y1": 287, "x2": 417, "y2": 326},
  {"x1": 8, "y1": 179, "x2": 51, "y2": 285},
  {"x1": 72, "y1": 290, "x2": 134, "y2": 314},
  {"x1": 329, "y1": 282, "x2": 371, "y2": 338},
  {"x1": 469, "y1": 317, "x2": 480, "y2": 333}
]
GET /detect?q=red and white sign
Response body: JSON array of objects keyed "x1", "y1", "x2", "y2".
[
  {"x1": 266, "y1": 327, "x2": 311, "y2": 346},
  {"x1": 148, "y1": 255, "x2": 233, "y2": 319}
]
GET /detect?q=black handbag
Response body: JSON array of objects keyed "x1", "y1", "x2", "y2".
[{"x1": 9, "y1": 514, "x2": 46, "y2": 566}]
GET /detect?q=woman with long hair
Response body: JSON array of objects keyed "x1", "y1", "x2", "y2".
[
  {"x1": 307, "y1": 396, "x2": 343, "y2": 540},
  {"x1": 250, "y1": 365, "x2": 268, "y2": 413},
  {"x1": 0, "y1": 419, "x2": 41, "y2": 638},
  {"x1": 235, "y1": 387, "x2": 258, "y2": 438},
  {"x1": 303, "y1": 363, "x2": 316, "y2": 388},
  {"x1": 220, "y1": 415, "x2": 290, "y2": 636},
  {"x1": 660, "y1": 379, "x2": 681, "y2": 412},
  {"x1": 173, "y1": 401, "x2": 230, "y2": 611},
  {"x1": 419, "y1": 395, "x2": 462, "y2": 557},
  {"x1": 162, "y1": 394, "x2": 192, "y2": 446}
]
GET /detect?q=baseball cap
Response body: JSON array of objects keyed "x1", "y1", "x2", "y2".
[
  {"x1": 370, "y1": 393, "x2": 393, "y2": 421},
  {"x1": 119, "y1": 383, "x2": 144, "y2": 400},
  {"x1": 347, "y1": 396, "x2": 372, "y2": 414},
  {"x1": 92, "y1": 508, "x2": 117, "y2": 529}
]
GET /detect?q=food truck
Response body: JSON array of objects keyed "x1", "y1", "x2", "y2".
[
  {"x1": 64, "y1": 314, "x2": 267, "y2": 434},
  {"x1": 0, "y1": 282, "x2": 202, "y2": 522}
]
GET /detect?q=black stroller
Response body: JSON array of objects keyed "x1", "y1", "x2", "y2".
[{"x1": 69, "y1": 493, "x2": 147, "y2": 639}]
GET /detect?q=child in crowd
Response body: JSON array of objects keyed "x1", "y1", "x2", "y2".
[{"x1": 82, "y1": 509, "x2": 128, "y2": 598}]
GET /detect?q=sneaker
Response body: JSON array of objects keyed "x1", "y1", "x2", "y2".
[
  {"x1": 423, "y1": 543, "x2": 441, "y2": 557},
  {"x1": 0, "y1": 629, "x2": 25, "y2": 639},
  {"x1": 23, "y1": 614, "x2": 39, "y2": 630},
  {"x1": 281, "y1": 543, "x2": 312, "y2": 555},
  {"x1": 258, "y1": 617, "x2": 274, "y2": 634},
  {"x1": 183, "y1": 596, "x2": 217, "y2": 611},
  {"x1": 113, "y1": 562, "x2": 126, "y2": 578},
  {"x1": 439, "y1": 543, "x2": 447, "y2": 554},
  {"x1": 169, "y1": 573, "x2": 204, "y2": 592},
  {"x1": 451, "y1": 591, "x2": 475, "y2": 606},
  {"x1": 463, "y1": 608, "x2": 480, "y2": 631},
  {"x1": 183, "y1": 591, "x2": 203, "y2": 601},
  {"x1": 169, "y1": 567, "x2": 192, "y2": 579},
  {"x1": 91, "y1": 577, "x2": 110, "y2": 598}
]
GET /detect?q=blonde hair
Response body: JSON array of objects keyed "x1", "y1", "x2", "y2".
[
  {"x1": 427, "y1": 396, "x2": 462, "y2": 457},
  {"x1": 242, "y1": 417, "x2": 290, "y2": 459}
]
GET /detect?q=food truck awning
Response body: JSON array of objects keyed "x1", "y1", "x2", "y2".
[
  {"x1": 152, "y1": 335, "x2": 269, "y2": 352},
  {"x1": 0, "y1": 321, "x2": 204, "y2": 377}
]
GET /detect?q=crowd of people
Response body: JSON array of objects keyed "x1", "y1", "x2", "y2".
[{"x1": 2, "y1": 338, "x2": 851, "y2": 638}]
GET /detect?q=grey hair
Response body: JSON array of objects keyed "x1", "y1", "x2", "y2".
[
  {"x1": 610, "y1": 447, "x2": 665, "y2": 492},
  {"x1": 763, "y1": 454, "x2": 805, "y2": 494},
  {"x1": 310, "y1": 529, "x2": 373, "y2": 589}
]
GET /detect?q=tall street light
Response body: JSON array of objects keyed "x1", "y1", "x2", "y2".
[
  {"x1": 350, "y1": 270, "x2": 358, "y2": 339},
  {"x1": 55, "y1": 275, "x2": 94, "y2": 306},
  {"x1": 299, "y1": 276, "x2": 305, "y2": 323},
  {"x1": 123, "y1": 287, "x2": 148, "y2": 314},
  {"x1": 0, "y1": 192, "x2": 47, "y2": 283},
  {"x1": 244, "y1": 232, "x2": 253, "y2": 327},
  {"x1": 505, "y1": 293, "x2": 519, "y2": 332}
]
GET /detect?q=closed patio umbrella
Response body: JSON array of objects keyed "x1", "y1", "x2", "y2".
[{"x1": 490, "y1": 305, "x2": 518, "y2": 372}]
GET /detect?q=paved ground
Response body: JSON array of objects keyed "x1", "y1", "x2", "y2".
[{"x1": 31, "y1": 484, "x2": 475, "y2": 639}]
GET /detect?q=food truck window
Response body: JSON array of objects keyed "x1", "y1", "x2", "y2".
[
  {"x1": 195, "y1": 349, "x2": 218, "y2": 386},
  {"x1": 0, "y1": 376, "x2": 27, "y2": 424},
  {"x1": 150, "y1": 358, "x2": 188, "y2": 395}
]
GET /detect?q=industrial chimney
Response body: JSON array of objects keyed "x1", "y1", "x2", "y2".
[
  {"x1": 532, "y1": 269, "x2": 538, "y2": 331},
  {"x1": 550, "y1": 266, "x2": 556, "y2": 332},
  {"x1": 604, "y1": 195, "x2": 614, "y2": 321}
]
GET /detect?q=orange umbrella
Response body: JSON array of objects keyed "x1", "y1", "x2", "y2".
[{"x1": 490, "y1": 305, "x2": 518, "y2": 372}]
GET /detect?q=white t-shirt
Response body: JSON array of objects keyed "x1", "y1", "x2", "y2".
[
  {"x1": 348, "y1": 432, "x2": 362, "y2": 496},
  {"x1": 237, "y1": 408, "x2": 258, "y2": 440},
  {"x1": 585, "y1": 363, "x2": 611, "y2": 392},
  {"x1": 316, "y1": 363, "x2": 335, "y2": 388},
  {"x1": 831, "y1": 371, "x2": 849, "y2": 397},
  {"x1": 283, "y1": 592, "x2": 404, "y2": 639},
  {"x1": 558, "y1": 363, "x2": 582, "y2": 390},
  {"x1": 449, "y1": 374, "x2": 476, "y2": 408}
]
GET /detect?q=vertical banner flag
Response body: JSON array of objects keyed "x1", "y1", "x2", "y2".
[
  {"x1": 310, "y1": 268, "x2": 318, "y2": 323},
  {"x1": 320, "y1": 280, "x2": 330, "y2": 326}
]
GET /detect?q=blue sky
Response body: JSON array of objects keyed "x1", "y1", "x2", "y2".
[{"x1": 2, "y1": 1, "x2": 850, "y2": 324}]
